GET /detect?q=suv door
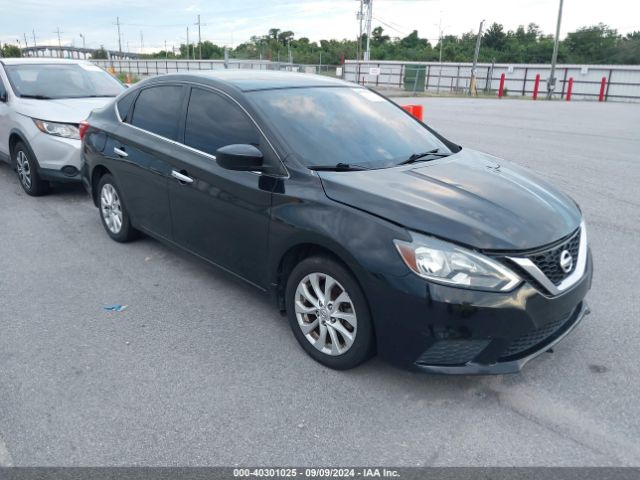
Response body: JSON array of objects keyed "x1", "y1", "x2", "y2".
[
  {"x1": 110, "y1": 84, "x2": 186, "y2": 239},
  {"x1": 168, "y1": 86, "x2": 277, "y2": 288}
]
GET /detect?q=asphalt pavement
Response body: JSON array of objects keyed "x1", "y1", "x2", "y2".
[{"x1": 0, "y1": 97, "x2": 639, "y2": 466}]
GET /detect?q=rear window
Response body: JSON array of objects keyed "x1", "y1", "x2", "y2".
[
  {"x1": 5, "y1": 63, "x2": 124, "y2": 99},
  {"x1": 131, "y1": 85, "x2": 184, "y2": 140},
  {"x1": 116, "y1": 91, "x2": 137, "y2": 122}
]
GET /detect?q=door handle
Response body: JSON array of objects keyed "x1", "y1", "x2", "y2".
[
  {"x1": 171, "y1": 169, "x2": 194, "y2": 184},
  {"x1": 114, "y1": 147, "x2": 128, "y2": 158}
]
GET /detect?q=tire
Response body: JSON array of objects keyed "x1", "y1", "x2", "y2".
[
  {"x1": 285, "y1": 255, "x2": 375, "y2": 370},
  {"x1": 13, "y1": 141, "x2": 50, "y2": 196},
  {"x1": 97, "y1": 173, "x2": 138, "y2": 242}
]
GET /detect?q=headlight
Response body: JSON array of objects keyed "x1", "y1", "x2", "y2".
[
  {"x1": 394, "y1": 233, "x2": 521, "y2": 292},
  {"x1": 33, "y1": 119, "x2": 80, "y2": 140}
]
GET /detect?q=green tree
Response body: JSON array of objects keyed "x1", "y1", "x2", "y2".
[
  {"x1": 1, "y1": 44, "x2": 22, "y2": 57},
  {"x1": 92, "y1": 46, "x2": 108, "y2": 59},
  {"x1": 564, "y1": 24, "x2": 618, "y2": 63}
]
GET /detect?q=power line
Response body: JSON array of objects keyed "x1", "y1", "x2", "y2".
[{"x1": 372, "y1": 16, "x2": 408, "y2": 36}]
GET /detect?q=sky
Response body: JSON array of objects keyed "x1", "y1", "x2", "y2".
[{"x1": 1, "y1": 0, "x2": 638, "y2": 54}]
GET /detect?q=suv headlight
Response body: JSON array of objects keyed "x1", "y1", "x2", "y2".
[
  {"x1": 394, "y1": 232, "x2": 521, "y2": 292},
  {"x1": 33, "y1": 119, "x2": 80, "y2": 140}
]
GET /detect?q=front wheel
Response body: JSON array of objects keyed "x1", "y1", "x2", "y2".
[
  {"x1": 13, "y1": 142, "x2": 50, "y2": 196},
  {"x1": 285, "y1": 255, "x2": 375, "y2": 370},
  {"x1": 97, "y1": 174, "x2": 138, "y2": 242}
]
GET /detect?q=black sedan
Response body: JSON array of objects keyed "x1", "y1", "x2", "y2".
[{"x1": 81, "y1": 71, "x2": 592, "y2": 374}]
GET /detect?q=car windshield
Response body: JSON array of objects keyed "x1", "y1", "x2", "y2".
[
  {"x1": 5, "y1": 63, "x2": 124, "y2": 99},
  {"x1": 248, "y1": 86, "x2": 452, "y2": 169}
]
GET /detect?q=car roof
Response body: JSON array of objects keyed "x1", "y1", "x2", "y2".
[
  {"x1": 0, "y1": 57, "x2": 93, "y2": 66},
  {"x1": 150, "y1": 70, "x2": 351, "y2": 92}
]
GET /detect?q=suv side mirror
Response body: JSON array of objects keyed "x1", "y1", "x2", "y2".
[{"x1": 216, "y1": 144, "x2": 264, "y2": 171}]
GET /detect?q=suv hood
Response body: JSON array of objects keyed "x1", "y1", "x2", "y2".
[
  {"x1": 15, "y1": 97, "x2": 115, "y2": 124},
  {"x1": 318, "y1": 149, "x2": 581, "y2": 251}
]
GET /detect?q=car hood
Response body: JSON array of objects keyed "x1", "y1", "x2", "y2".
[
  {"x1": 318, "y1": 149, "x2": 581, "y2": 251},
  {"x1": 15, "y1": 97, "x2": 115, "y2": 124}
]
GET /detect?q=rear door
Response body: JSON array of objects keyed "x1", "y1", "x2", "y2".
[
  {"x1": 108, "y1": 84, "x2": 187, "y2": 239},
  {"x1": 167, "y1": 86, "x2": 275, "y2": 288}
]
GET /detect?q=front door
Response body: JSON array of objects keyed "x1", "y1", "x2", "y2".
[{"x1": 168, "y1": 87, "x2": 275, "y2": 288}]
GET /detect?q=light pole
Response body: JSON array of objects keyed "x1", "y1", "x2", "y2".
[
  {"x1": 547, "y1": 0, "x2": 564, "y2": 99},
  {"x1": 79, "y1": 33, "x2": 86, "y2": 50}
]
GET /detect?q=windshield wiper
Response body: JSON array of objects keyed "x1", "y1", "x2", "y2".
[
  {"x1": 308, "y1": 163, "x2": 369, "y2": 172},
  {"x1": 64, "y1": 95, "x2": 118, "y2": 98},
  {"x1": 399, "y1": 149, "x2": 452, "y2": 165},
  {"x1": 20, "y1": 94, "x2": 53, "y2": 100}
]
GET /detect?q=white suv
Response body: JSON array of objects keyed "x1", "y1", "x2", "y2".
[{"x1": 0, "y1": 58, "x2": 125, "y2": 195}]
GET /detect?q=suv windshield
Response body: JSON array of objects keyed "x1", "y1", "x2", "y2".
[
  {"x1": 248, "y1": 86, "x2": 453, "y2": 169},
  {"x1": 5, "y1": 63, "x2": 124, "y2": 99}
]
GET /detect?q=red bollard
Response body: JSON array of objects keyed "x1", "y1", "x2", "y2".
[
  {"x1": 566, "y1": 77, "x2": 573, "y2": 101},
  {"x1": 598, "y1": 76, "x2": 607, "y2": 102},
  {"x1": 498, "y1": 73, "x2": 506, "y2": 98},
  {"x1": 533, "y1": 73, "x2": 540, "y2": 100}
]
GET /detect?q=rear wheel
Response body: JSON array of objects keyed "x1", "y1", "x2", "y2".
[
  {"x1": 285, "y1": 255, "x2": 375, "y2": 370},
  {"x1": 13, "y1": 142, "x2": 50, "y2": 196},
  {"x1": 97, "y1": 174, "x2": 137, "y2": 242}
]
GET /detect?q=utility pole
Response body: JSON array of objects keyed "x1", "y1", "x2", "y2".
[
  {"x1": 356, "y1": 0, "x2": 364, "y2": 61},
  {"x1": 32, "y1": 30, "x2": 37, "y2": 47},
  {"x1": 165, "y1": 40, "x2": 168, "y2": 59},
  {"x1": 55, "y1": 27, "x2": 62, "y2": 48},
  {"x1": 186, "y1": 26, "x2": 190, "y2": 60},
  {"x1": 23, "y1": 33, "x2": 28, "y2": 49},
  {"x1": 195, "y1": 14, "x2": 205, "y2": 59},
  {"x1": 363, "y1": 0, "x2": 373, "y2": 61},
  {"x1": 140, "y1": 30, "x2": 144, "y2": 52},
  {"x1": 435, "y1": 16, "x2": 444, "y2": 93},
  {"x1": 547, "y1": 0, "x2": 564, "y2": 99},
  {"x1": 469, "y1": 19, "x2": 485, "y2": 96},
  {"x1": 116, "y1": 17, "x2": 122, "y2": 56}
]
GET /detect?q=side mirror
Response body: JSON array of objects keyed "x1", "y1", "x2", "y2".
[
  {"x1": 216, "y1": 144, "x2": 264, "y2": 171},
  {"x1": 0, "y1": 91, "x2": 7, "y2": 103}
]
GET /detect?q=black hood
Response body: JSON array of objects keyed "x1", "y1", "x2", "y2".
[{"x1": 318, "y1": 149, "x2": 581, "y2": 251}]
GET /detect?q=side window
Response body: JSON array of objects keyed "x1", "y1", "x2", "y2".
[
  {"x1": 131, "y1": 85, "x2": 183, "y2": 140},
  {"x1": 184, "y1": 87, "x2": 259, "y2": 157},
  {"x1": 116, "y1": 91, "x2": 136, "y2": 122}
]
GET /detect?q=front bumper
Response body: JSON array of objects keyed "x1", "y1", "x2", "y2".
[
  {"x1": 365, "y1": 249, "x2": 593, "y2": 374},
  {"x1": 30, "y1": 131, "x2": 82, "y2": 182}
]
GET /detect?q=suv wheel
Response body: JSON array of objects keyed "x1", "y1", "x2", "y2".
[
  {"x1": 13, "y1": 141, "x2": 50, "y2": 196},
  {"x1": 285, "y1": 255, "x2": 375, "y2": 369},
  {"x1": 97, "y1": 174, "x2": 138, "y2": 242}
]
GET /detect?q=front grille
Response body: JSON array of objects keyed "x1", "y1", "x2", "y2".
[
  {"x1": 416, "y1": 339, "x2": 490, "y2": 366},
  {"x1": 500, "y1": 310, "x2": 574, "y2": 359},
  {"x1": 527, "y1": 229, "x2": 581, "y2": 285}
]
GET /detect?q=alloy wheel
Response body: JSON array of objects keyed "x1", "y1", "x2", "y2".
[
  {"x1": 294, "y1": 272, "x2": 357, "y2": 356},
  {"x1": 16, "y1": 151, "x2": 32, "y2": 190},
  {"x1": 100, "y1": 183, "x2": 123, "y2": 234}
]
